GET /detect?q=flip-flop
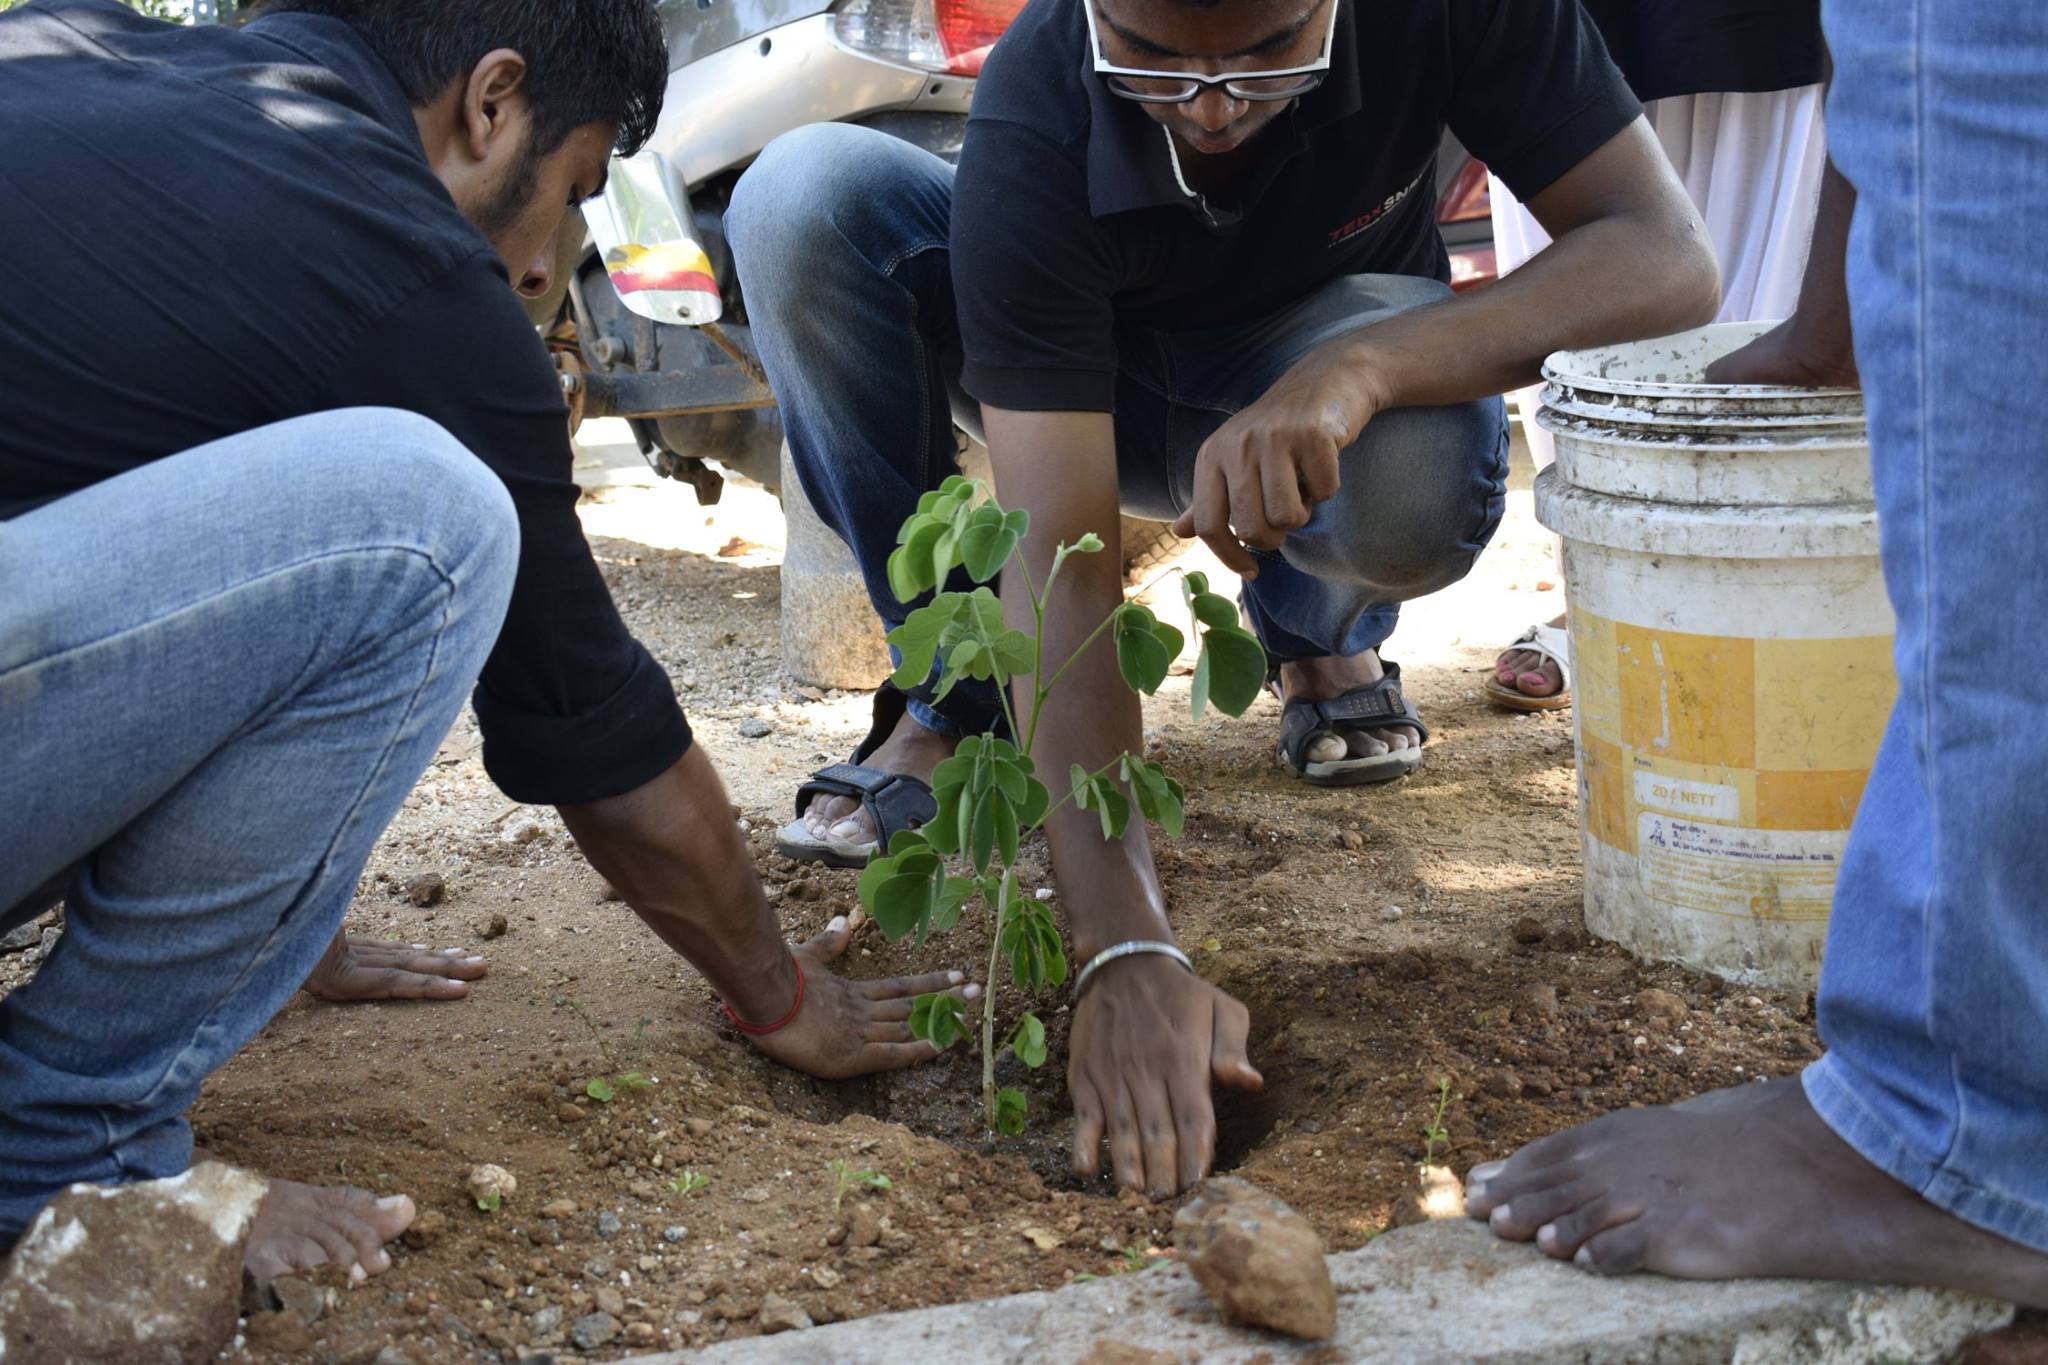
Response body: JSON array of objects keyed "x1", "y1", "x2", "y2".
[
  {"x1": 1275, "y1": 663, "x2": 1430, "y2": 786},
  {"x1": 1485, "y1": 622, "x2": 1572, "y2": 712},
  {"x1": 775, "y1": 686, "x2": 937, "y2": 869}
]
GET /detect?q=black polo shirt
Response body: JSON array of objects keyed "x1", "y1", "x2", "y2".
[
  {"x1": 953, "y1": 0, "x2": 1642, "y2": 413},
  {"x1": 1579, "y1": 0, "x2": 1825, "y2": 105},
  {"x1": 0, "y1": 0, "x2": 689, "y2": 806}
]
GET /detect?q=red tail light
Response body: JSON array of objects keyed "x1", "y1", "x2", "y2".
[
  {"x1": 834, "y1": 0, "x2": 1026, "y2": 75},
  {"x1": 1437, "y1": 156, "x2": 1492, "y2": 225},
  {"x1": 935, "y1": 0, "x2": 1025, "y2": 73}
]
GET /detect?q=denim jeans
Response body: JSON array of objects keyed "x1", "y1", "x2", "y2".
[
  {"x1": 0, "y1": 410, "x2": 517, "y2": 1243},
  {"x1": 1801, "y1": 1, "x2": 2048, "y2": 1252},
  {"x1": 729, "y1": 123, "x2": 1508, "y2": 738}
]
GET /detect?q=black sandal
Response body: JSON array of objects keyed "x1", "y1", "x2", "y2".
[
  {"x1": 1274, "y1": 662, "x2": 1430, "y2": 786},
  {"x1": 774, "y1": 686, "x2": 938, "y2": 868}
]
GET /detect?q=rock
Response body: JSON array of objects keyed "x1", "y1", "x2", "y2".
[
  {"x1": 572, "y1": 1310, "x2": 622, "y2": 1351},
  {"x1": 779, "y1": 444, "x2": 893, "y2": 688},
  {"x1": 1635, "y1": 988, "x2": 1689, "y2": 1028},
  {"x1": 1483, "y1": 1069, "x2": 1524, "y2": 1100},
  {"x1": 528, "y1": 1304, "x2": 564, "y2": 1338},
  {"x1": 556, "y1": 1103, "x2": 588, "y2": 1125},
  {"x1": 374, "y1": 1348, "x2": 415, "y2": 1365},
  {"x1": 540, "y1": 1198, "x2": 579, "y2": 1220},
  {"x1": 1, "y1": 921, "x2": 42, "y2": 954},
  {"x1": 272, "y1": 1274, "x2": 327, "y2": 1326},
  {"x1": 597, "y1": 1209, "x2": 623, "y2": 1237},
  {"x1": 478, "y1": 1265, "x2": 518, "y2": 1293},
  {"x1": 594, "y1": 1286, "x2": 626, "y2": 1317},
  {"x1": 758, "y1": 1293, "x2": 815, "y2": 1334},
  {"x1": 0, "y1": 1161, "x2": 267, "y2": 1364},
  {"x1": 684, "y1": 1117, "x2": 715, "y2": 1137},
  {"x1": 844, "y1": 1202, "x2": 883, "y2": 1248},
  {"x1": 941, "y1": 1194, "x2": 972, "y2": 1216},
  {"x1": 1511, "y1": 916, "x2": 1547, "y2": 945},
  {"x1": 479, "y1": 912, "x2": 509, "y2": 940},
  {"x1": 502, "y1": 816, "x2": 545, "y2": 846},
  {"x1": 467, "y1": 1163, "x2": 517, "y2": 1207},
  {"x1": 738, "y1": 716, "x2": 775, "y2": 739},
  {"x1": 810, "y1": 1266, "x2": 843, "y2": 1290},
  {"x1": 1022, "y1": 1225, "x2": 1063, "y2": 1251},
  {"x1": 244, "y1": 1310, "x2": 315, "y2": 1355},
  {"x1": 1171, "y1": 1177, "x2": 1336, "y2": 1341},
  {"x1": 1522, "y1": 983, "x2": 1563, "y2": 1017},
  {"x1": 401, "y1": 1208, "x2": 448, "y2": 1249},
  {"x1": 1390, "y1": 1164, "x2": 1468, "y2": 1228},
  {"x1": 1337, "y1": 829, "x2": 1364, "y2": 851},
  {"x1": 1078, "y1": 1341, "x2": 1181, "y2": 1365},
  {"x1": 627, "y1": 1321, "x2": 660, "y2": 1346},
  {"x1": 664, "y1": 1224, "x2": 689, "y2": 1244},
  {"x1": 1379, "y1": 904, "x2": 1404, "y2": 921},
  {"x1": 404, "y1": 873, "x2": 447, "y2": 907}
]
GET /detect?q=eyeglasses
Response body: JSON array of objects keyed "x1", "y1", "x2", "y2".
[{"x1": 1084, "y1": 0, "x2": 1338, "y2": 105}]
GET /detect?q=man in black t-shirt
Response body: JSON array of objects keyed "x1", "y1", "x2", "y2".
[
  {"x1": 731, "y1": 0, "x2": 1719, "y2": 1198},
  {"x1": 0, "y1": 0, "x2": 969, "y2": 1281}
]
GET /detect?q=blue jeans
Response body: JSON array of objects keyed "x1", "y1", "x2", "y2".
[
  {"x1": 1802, "y1": 1, "x2": 2048, "y2": 1252},
  {"x1": 0, "y1": 410, "x2": 518, "y2": 1243},
  {"x1": 729, "y1": 123, "x2": 1508, "y2": 737}
]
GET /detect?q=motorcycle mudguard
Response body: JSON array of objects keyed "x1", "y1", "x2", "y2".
[{"x1": 583, "y1": 152, "x2": 723, "y2": 327}]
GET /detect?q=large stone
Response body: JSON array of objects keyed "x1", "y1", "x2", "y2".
[
  {"x1": 778, "y1": 444, "x2": 891, "y2": 689},
  {"x1": 630, "y1": 1218, "x2": 2014, "y2": 1364},
  {"x1": 0, "y1": 1161, "x2": 268, "y2": 1364},
  {"x1": 1172, "y1": 1178, "x2": 1335, "y2": 1340}
]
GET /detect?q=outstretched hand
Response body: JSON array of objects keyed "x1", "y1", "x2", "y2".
[
  {"x1": 1068, "y1": 954, "x2": 1262, "y2": 1198},
  {"x1": 744, "y1": 911, "x2": 980, "y2": 1081},
  {"x1": 301, "y1": 931, "x2": 488, "y2": 1003}
]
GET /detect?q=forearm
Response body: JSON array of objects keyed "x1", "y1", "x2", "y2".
[
  {"x1": 557, "y1": 744, "x2": 798, "y2": 1020},
  {"x1": 987, "y1": 409, "x2": 1175, "y2": 959}
]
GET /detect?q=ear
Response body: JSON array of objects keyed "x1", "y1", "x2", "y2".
[{"x1": 459, "y1": 47, "x2": 531, "y2": 163}]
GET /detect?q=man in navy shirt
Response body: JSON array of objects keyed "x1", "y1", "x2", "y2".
[
  {"x1": 731, "y1": 0, "x2": 1719, "y2": 1198},
  {"x1": 0, "y1": 0, "x2": 967, "y2": 1280}
]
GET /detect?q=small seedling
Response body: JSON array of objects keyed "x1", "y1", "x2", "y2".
[
  {"x1": 566, "y1": 1001, "x2": 657, "y2": 1103},
  {"x1": 668, "y1": 1170, "x2": 711, "y2": 1197},
  {"x1": 829, "y1": 1158, "x2": 893, "y2": 1213},
  {"x1": 1114, "y1": 1243, "x2": 1168, "y2": 1275},
  {"x1": 859, "y1": 477, "x2": 1266, "y2": 1135},
  {"x1": 1421, "y1": 1076, "x2": 1456, "y2": 1166},
  {"x1": 475, "y1": 1191, "x2": 502, "y2": 1213}
]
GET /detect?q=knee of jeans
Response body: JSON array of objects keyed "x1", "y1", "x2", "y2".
[
  {"x1": 314, "y1": 409, "x2": 520, "y2": 606},
  {"x1": 729, "y1": 124, "x2": 934, "y2": 292}
]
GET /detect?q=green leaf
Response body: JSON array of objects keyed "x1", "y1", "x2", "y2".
[
  {"x1": 615, "y1": 1071, "x2": 653, "y2": 1092},
  {"x1": 858, "y1": 833, "x2": 947, "y2": 942},
  {"x1": 993, "y1": 1088, "x2": 1028, "y2": 1137},
  {"x1": 1071, "y1": 764, "x2": 1130, "y2": 841},
  {"x1": 1018, "y1": 774, "x2": 1051, "y2": 829},
  {"x1": 991, "y1": 629, "x2": 1037, "y2": 678},
  {"x1": 1193, "y1": 625, "x2": 1267, "y2": 719},
  {"x1": 1122, "y1": 757, "x2": 1187, "y2": 837},
  {"x1": 959, "y1": 505, "x2": 1023, "y2": 582},
  {"x1": 1190, "y1": 591, "x2": 1240, "y2": 630},
  {"x1": 1011, "y1": 1013, "x2": 1047, "y2": 1068},
  {"x1": 931, "y1": 875, "x2": 976, "y2": 934},
  {"x1": 993, "y1": 789, "x2": 1020, "y2": 867},
  {"x1": 1114, "y1": 604, "x2": 1181, "y2": 696},
  {"x1": 476, "y1": 1191, "x2": 502, "y2": 1213},
  {"x1": 1000, "y1": 899, "x2": 1066, "y2": 992},
  {"x1": 886, "y1": 593, "x2": 964, "y2": 690},
  {"x1": 888, "y1": 519, "x2": 945, "y2": 602},
  {"x1": 970, "y1": 789, "x2": 997, "y2": 873},
  {"x1": 909, "y1": 991, "x2": 969, "y2": 1048},
  {"x1": 585, "y1": 1077, "x2": 615, "y2": 1103},
  {"x1": 1068, "y1": 531, "x2": 1105, "y2": 554}
]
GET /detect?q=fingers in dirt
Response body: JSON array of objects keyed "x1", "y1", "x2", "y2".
[
  {"x1": 1210, "y1": 992, "x2": 1263, "y2": 1090},
  {"x1": 1106, "y1": 1086, "x2": 1147, "y2": 1194},
  {"x1": 1169, "y1": 1068, "x2": 1216, "y2": 1193},
  {"x1": 1133, "y1": 1077, "x2": 1181, "y2": 1199},
  {"x1": 860, "y1": 968, "x2": 970, "y2": 1001},
  {"x1": 1070, "y1": 1073, "x2": 1107, "y2": 1179}
]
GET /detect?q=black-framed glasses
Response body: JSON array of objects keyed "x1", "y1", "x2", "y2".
[{"x1": 1084, "y1": 0, "x2": 1338, "y2": 104}]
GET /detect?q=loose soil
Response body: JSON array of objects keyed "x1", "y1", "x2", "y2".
[{"x1": 3, "y1": 437, "x2": 1852, "y2": 1363}]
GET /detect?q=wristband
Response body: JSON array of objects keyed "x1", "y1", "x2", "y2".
[
  {"x1": 723, "y1": 955, "x2": 806, "y2": 1035},
  {"x1": 1073, "y1": 940, "x2": 1195, "y2": 998}
]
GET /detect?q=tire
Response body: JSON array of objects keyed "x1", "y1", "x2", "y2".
[{"x1": 1121, "y1": 516, "x2": 1186, "y2": 583}]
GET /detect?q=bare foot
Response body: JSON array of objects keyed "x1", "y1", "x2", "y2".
[
  {"x1": 243, "y1": 1179, "x2": 415, "y2": 1283},
  {"x1": 1466, "y1": 1076, "x2": 2048, "y2": 1308},
  {"x1": 803, "y1": 710, "x2": 957, "y2": 847},
  {"x1": 1495, "y1": 611, "x2": 1567, "y2": 699},
  {"x1": 741, "y1": 912, "x2": 980, "y2": 1080},
  {"x1": 1279, "y1": 651, "x2": 1420, "y2": 765},
  {"x1": 301, "y1": 931, "x2": 487, "y2": 1002}
]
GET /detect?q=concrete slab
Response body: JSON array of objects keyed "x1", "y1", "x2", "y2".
[{"x1": 625, "y1": 1219, "x2": 2012, "y2": 1365}]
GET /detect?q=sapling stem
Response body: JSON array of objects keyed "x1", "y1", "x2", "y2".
[{"x1": 982, "y1": 871, "x2": 1012, "y2": 1129}]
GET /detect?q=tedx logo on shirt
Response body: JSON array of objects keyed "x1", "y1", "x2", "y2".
[{"x1": 1326, "y1": 165, "x2": 1429, "y2": 248}]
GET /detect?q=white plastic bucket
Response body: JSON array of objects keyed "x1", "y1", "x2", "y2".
[{"x1": 1535, "y1": 323, "x2": 1895, "y2": 991}]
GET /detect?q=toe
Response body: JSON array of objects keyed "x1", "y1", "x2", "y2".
[
  {"x1": 1306, "y1": 734, "x2": 1348, "y2": 764},
  {"x1": 1485, "y1": 1178, "x2": 1597, "y2": 1241},
  {"x1": 1340, "y1": 730, "x2": 1389, "y2": 759},
  {"x1": 1574, "y1": 1220, "x2": 1651, "y2": 1275},
  {"x1": 1538, "y1": 1196, "x2": 1639, "y2": 1260}
]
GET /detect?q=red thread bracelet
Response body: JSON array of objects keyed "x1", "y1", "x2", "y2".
[{"x1": 722, "y1": 955, "x2": 805, "y2": 1036}]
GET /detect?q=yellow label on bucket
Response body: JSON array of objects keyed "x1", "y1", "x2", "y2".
[{"x1": 1574, "y1": 611, "x2": 1895, "y2": 920}]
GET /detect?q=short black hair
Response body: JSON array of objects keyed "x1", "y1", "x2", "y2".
[{"x1": 255, "y1": 0, "x2": 670, "y2": 156}]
